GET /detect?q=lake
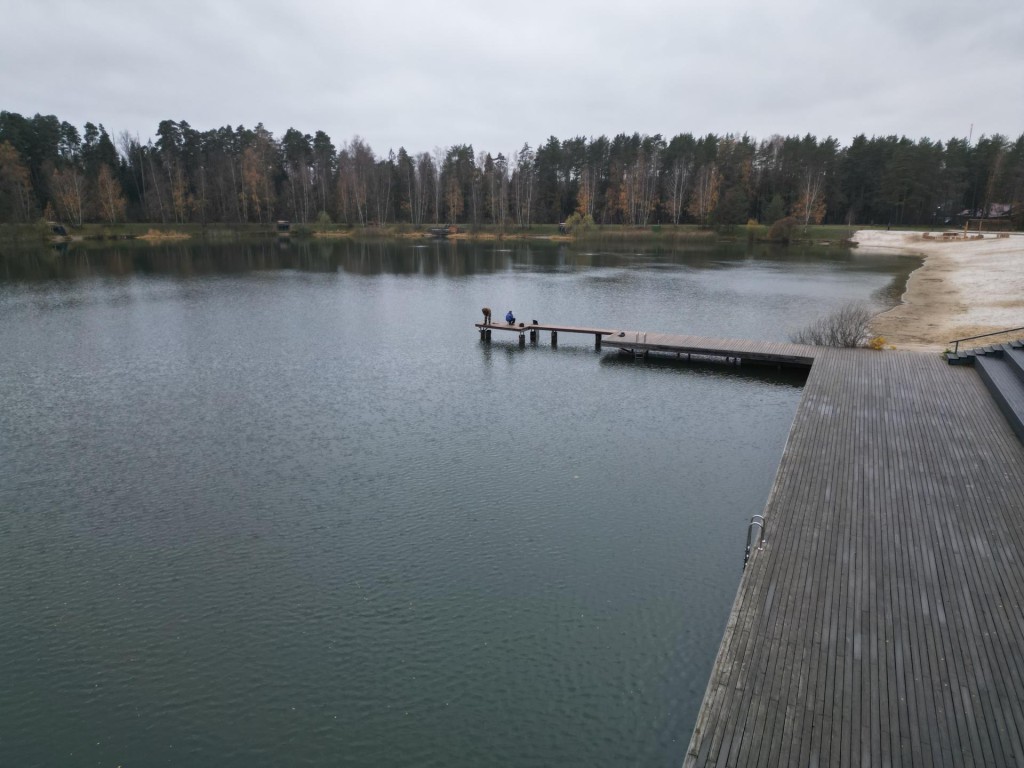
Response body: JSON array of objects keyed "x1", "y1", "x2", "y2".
[{"x1": 0, "y1": 236, "x2": 916, "y2": 767}]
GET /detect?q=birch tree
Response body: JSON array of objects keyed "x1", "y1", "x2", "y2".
[
  {"x1": 95, "y1": 164, "x2": 127, "y2": 223},
  {"x1": 688, "y1": 164, "x2": 720, "y2": 227},
  {"x1": 50, "y1": 166, "x2": 85, "y2": 225},
  {"x1": 794, "y1": 168, "x2": 827, "y2": 229},
  {"x1": 512, "y1": 143, "x2": 535, "y2": 228},
  {"x1": 667, "y1": 157, "x2": 692, "y2": 224}
]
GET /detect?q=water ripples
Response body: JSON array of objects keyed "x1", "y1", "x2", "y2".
[{"x1": 0, "y1": 241, "x2": 916, "y2": 766}]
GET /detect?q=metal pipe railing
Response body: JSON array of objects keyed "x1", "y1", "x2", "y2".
[{"x1": 950, "y1": 326, "x2": 1024, "y2": 354}]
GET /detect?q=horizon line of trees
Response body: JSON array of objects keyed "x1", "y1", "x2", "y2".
[{"x1": 1, "y1": 110, "x2": 1022, "y2": 230}]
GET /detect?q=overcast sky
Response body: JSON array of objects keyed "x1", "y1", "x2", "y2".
[{"x1": 3, "y1": 0, "x2": 1022, "y2": 155}]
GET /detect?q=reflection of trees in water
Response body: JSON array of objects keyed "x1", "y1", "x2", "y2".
[
  {"x1": 0, "y1": 238, "x2": 909, "y2": 284},
  {"x1": 0, "y1": 239, "x2": 336, "y2": 280}
]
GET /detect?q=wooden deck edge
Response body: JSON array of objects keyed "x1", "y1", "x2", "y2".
[
  {"x1": 684, "y1": 558, "x2": 761, "y2": 766},
  {"x1": 683, "y1": 360, "x2": 819, "y2": 765},
  {"x1": 600, "y1": 341, "x2": 815, "y2": 368}
]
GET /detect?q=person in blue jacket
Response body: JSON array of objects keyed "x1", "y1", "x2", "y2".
[{"x1": 505, "y1": 310, "x2": 515, "y2": 325}]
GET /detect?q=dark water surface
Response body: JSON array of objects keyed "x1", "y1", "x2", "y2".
[{"x1": 0, "y1": 238, "x2": 915, "y2": 767}]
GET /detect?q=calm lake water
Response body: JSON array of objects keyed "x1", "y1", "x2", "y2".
[{"x1": 0, "y1": 237, "x2": 916, "y2": 767}]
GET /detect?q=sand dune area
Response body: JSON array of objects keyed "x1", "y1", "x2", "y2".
[{"x1": 852, "y1": 230, "x2": 1024, "y2": 352}]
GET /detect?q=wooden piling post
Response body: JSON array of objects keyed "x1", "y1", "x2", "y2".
[
  {"x1": 594, "y1": 333, "x2": 601, "y2": 350},
  {"x1": 551, "y1": 330, "x2": 558, "y2": 348}
]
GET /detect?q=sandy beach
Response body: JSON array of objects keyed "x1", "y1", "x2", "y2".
[{"x1": 852, "y1": 230, "x2": 1024, "y2": 352}]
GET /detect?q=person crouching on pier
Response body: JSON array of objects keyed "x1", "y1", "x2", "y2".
[
  {"x1": 482, "y1": 307, "x2": 492, "y2": 326},
  {"x1": 505, "y1": 310, "x2": 515, "y2": 325}
]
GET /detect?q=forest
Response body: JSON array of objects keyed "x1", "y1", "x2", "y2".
[{"x1": 0, "y1": 110, "x2": 1021, "y2": 230}]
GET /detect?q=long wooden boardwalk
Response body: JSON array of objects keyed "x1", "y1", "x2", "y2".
[{"x1": 678, "y1": 345, "x2": 1024, "y2": 767}]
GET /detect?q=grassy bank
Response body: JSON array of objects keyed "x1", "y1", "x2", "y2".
[
  {"x1": 0, "y1": 221, "x2": 310, "y2": 245},
  {"x1": 1, "y1": 220, "x2": 893, "y2": 248}
]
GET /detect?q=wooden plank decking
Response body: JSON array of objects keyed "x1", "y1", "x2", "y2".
[
  {"x1": 475, "y1": 322, "x2": 618, "y2": 335},
  {"x1": 684, "y1": 346, "x2": 1024, "y2": 767}
]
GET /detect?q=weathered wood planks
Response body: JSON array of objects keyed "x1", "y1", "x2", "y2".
[{"x1": 685, "y1": 348, "x2": 1024, "y2": 767}]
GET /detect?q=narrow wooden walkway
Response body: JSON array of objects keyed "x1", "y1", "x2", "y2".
[
  {"x1": 475, "y1": 323, "x2": 618, "y2": 335},
  {"x1": 475, "y1": 322, "x2": 618, "y2": 349},
  {"x1": 685, "y1": 347, "x2": 1024, "y2": 767},
  {"x1": 600, "y1": 331, "x2": 815, "y2": 367}
]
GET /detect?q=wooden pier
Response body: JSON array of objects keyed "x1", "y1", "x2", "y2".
[
  {"x1": 684, "y1": 346, "x2": 1024, "y2": 767},
  {"x1": 476, "y1": 322, "x2": 617, "y2": 350},
  {"x1": 475, "y1": 320, "x2": 1024, "y2": 765}
]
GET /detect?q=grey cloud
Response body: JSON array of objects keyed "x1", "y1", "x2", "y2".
[{"x1": 1, "y1": 0, "x2": 1020, "y2": 153}]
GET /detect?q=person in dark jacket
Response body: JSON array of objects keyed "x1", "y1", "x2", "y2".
[{"x1": 505, "y1": 310, "x2": 515, "y2": 325}]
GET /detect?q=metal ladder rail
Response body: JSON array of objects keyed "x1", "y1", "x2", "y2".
[
  {"x1": 633, "y1": 332, "x2": 647, "y2": 359},
  {"x1": 743, "y1": 514, "x2": 766, "y2": 568}
]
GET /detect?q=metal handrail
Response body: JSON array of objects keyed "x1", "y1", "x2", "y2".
[
  {"x1": 950, "y1": 326, "x2": 1024, "y2": 354},
  {"x1": 743, "y1": 515, "x2": 766, "y2": 569}
]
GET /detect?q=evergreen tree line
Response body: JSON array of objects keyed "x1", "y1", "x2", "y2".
[{"x1": 1, "y1": 110, "x2": 1022, "y2": 229}]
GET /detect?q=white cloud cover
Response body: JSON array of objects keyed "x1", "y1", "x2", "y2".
[{"x1": 2, "y1": 0, "x2": 1021, "y2": 153}]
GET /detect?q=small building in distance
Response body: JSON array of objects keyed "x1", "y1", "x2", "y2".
[{"x1": 957, "y1": 202, "x2": 1016, "y2": 231}]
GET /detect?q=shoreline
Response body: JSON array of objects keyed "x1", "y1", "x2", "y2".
[
  {"x1": 1, "y1": 222, "x2": 850, "y2": 247},
  {"x1": 852, "y1": 230, "x2": 1024, "y2": 352}
]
